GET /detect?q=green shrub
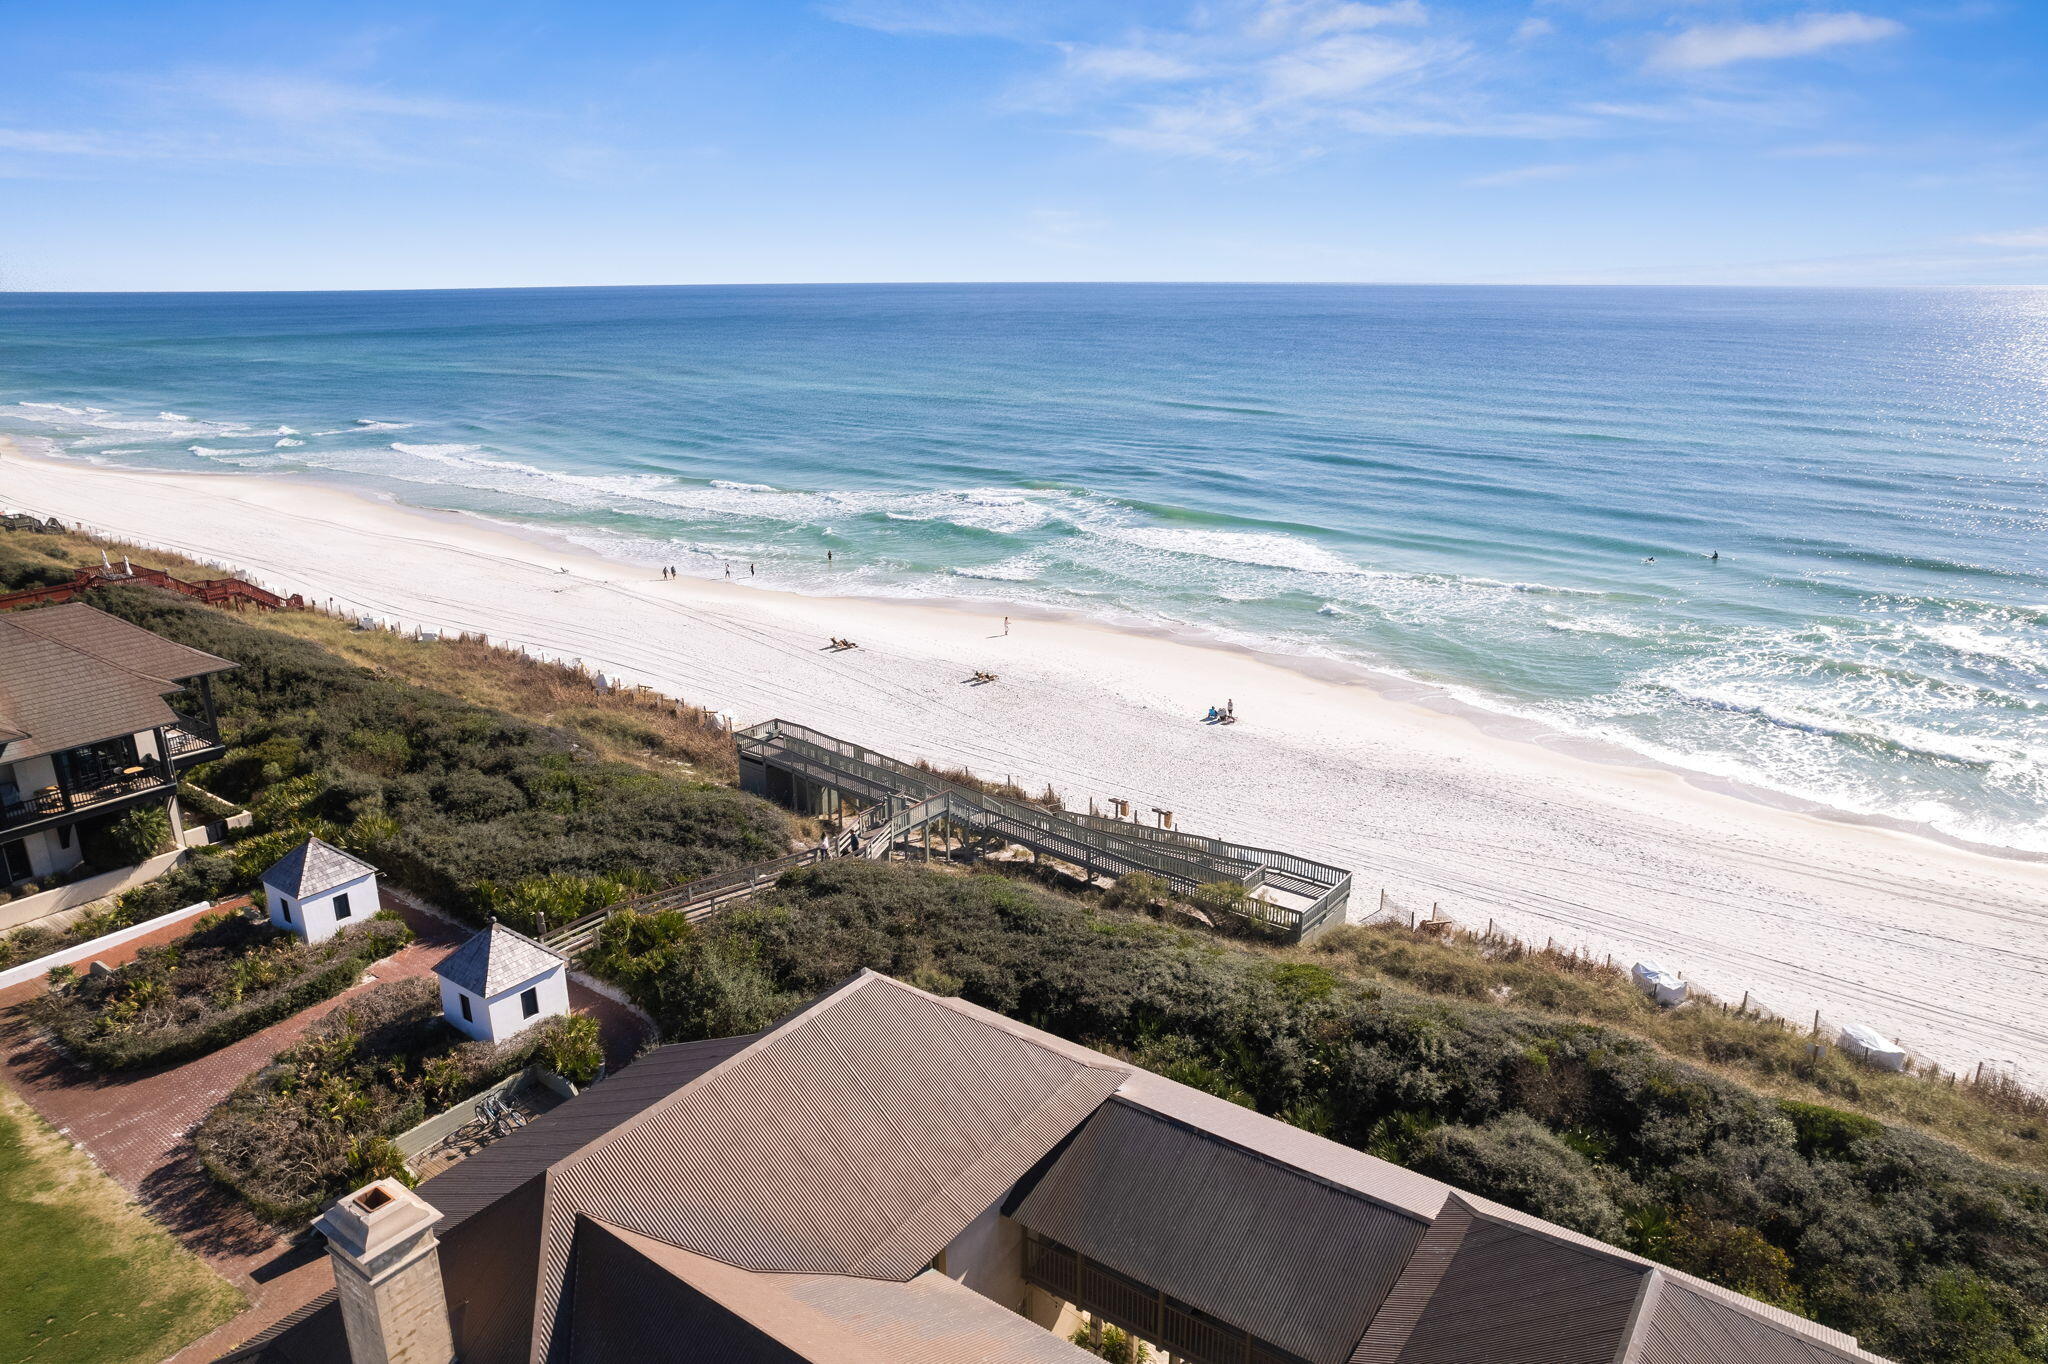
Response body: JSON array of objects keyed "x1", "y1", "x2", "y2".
[
  {"x1": 88, "y1": 587, "x2": 790, "y2": 923},
  {"x1": 195, "y1": 977, "x2": 576, "y2": 1221},
  {"x1": 108, "y1": 805, "x2": 172, "y2": 865},
  {"x1": 28, "y1": 913, "x2": 411, "y2": 1071},
  {"x1": 535, "y1": 1012, "x2": 605, "y2": 1086}
]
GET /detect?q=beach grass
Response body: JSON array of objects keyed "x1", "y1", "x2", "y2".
[
  {"x1": 1297, "y1": 920, "x2": 2048, "y2": 1173},
  {"x1": 0, "y1": 1085, "x2": 244, "y2": 1364},
  {"x1": 1, "y1": 523, "x2": 737, "y2": 779}
]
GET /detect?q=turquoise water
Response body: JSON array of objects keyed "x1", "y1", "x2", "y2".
[{"x1": 2, "y1": 284, "x2": 2045, "y2": 850}]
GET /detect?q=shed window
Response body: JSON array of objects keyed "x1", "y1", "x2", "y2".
[
  {"x1": 458, "y1": 993, "x2": 473, "y2": 1022},
  {"x1": 520, "y1": 987, "x2": 540, "y2": 1018},
  {"x1": 332, "y1": 892, "x2": 352, "y2": 920},
  {"x1": 278, "y1": 896, "x2": 292, "y2": 924}
]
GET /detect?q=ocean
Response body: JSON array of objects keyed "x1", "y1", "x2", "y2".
[{"x1": 1, "y1": 284, "x2": 2044, "y2": 852}]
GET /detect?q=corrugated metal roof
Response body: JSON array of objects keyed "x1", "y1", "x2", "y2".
[
  {"x1": 1012, "y1": 1096, "x2": 1429, "y2": 1364},
  {"x1": 1358, "y1": 1196, "x2": 1651, "y2": 1364},
  {"x1": 211, "y1": 1291, "x2": 347, "y2": 1364},
  {"x1": 260, "y1": 837, "x2": 378, "y2": 899},
  {"x1": 422, "y1": 1035, "x2": 761, "y2": 1233},
  {"x1": 529, "y1": 971, "x2": 1127, "y2": 1358},
  {"x1": 436, "y1": 922, "x2": 566, "y2": 998},
  {"x1": 1627, "y1": 1277, "x2": 1885, "y2": 1364},
  {"x1": 576, "y1": 1220, "x2": 1100, "y2": 1364}
]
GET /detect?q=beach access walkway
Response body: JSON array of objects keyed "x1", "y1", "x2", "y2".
[
  {"x1": 737, "y1": 718, "x2": 1352, "y2": 940},
  {"x1": 539, "y1": 719, "x2": 1352, "y2": 953}
]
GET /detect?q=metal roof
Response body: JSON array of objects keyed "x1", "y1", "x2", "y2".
[
  {"x1": 260, "y1": 837, "x2": 377, "y2": 899},
  {"x1": 0, "y1": 605, "x2": 224, "y2": 761},
  {"x1": 215, "y1": 971, "x2": 1898, "y2": 1364},
  {"x1": 574, "y1": 1220, "x2": 1100, "y2": 1364},
  {"x1": 1012, "y1": 1096, "x2": 1430, "y2": 1364},
  {"x1": 435, "y1": 922, "x2": 567, "y2": 999},
  {"x1": 529, "y1": 971, "x2": 1128, "y2": 1352}
]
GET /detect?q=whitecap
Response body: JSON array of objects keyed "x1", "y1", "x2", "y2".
[
  {"x1": 159, "y1": 411, "x2": 192, "y2": 421},
  {"x1": 711, "y1": 479, "x2": 778, "y2": 493},
  {"x1": 275, "y1": 438, "x2": 305, "y2": 448}
]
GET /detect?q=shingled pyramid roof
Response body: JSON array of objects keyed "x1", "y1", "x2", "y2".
[
  {"x1": 260, "y1": 837, "x2": 377, "y2": 899},
  {"x1": 434, "y1": 921, "x2": 566, "y2": 998}
]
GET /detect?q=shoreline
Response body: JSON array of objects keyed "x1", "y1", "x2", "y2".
[{"x1": 5, "y1": 434, "x2": 2048, "y2": 1083}]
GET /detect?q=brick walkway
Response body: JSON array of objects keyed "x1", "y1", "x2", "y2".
[{"x1": 0, "y1": 894, "x2": 653, "y2": 1362}]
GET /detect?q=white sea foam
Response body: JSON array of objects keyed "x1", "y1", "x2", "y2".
[
  {"x1": 275, "y1": 438, "x2": 304, "y2": 448},
  {"x1": 159, "y1": 411, "x2": 192, "y2": 421},
  {"x1": 354, "y1": 418, "x2": 413, "y2": 431},
  {"x1": 711, "y1": 479, "x2": 778, "y2": 493},
  {"x1": 1097, "y1": 526, "x2": 1360, "y2": 574}
]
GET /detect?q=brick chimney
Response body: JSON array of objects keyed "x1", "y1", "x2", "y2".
[{"x1": 312, "y1": 1179, "x2": 455, "y2": 1364}]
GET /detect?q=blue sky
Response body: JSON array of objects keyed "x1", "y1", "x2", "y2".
[{"x1": 1, "y1": 0, "x2": 2043, "y2": 289}]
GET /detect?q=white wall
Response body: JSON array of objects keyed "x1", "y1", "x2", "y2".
[
  {"x1": 938, "y1": 1204, "x2": 1028, "y2": 1311},
  {"x1": 440, "y1": 963, "x2": 570, "y2": 1044},
  {"x1": 267, "y1": 871, "x2": 381, "y2": 944}
]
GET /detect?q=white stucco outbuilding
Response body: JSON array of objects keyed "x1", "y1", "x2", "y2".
[
  {"x1": 434, "y1": 921, "x2": 570, "y2": 1044},
  {"x1": 261, "y1": 837, "x2": 381, "y2": 944}
]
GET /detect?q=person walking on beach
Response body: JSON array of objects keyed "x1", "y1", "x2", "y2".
[
  {"x1": 749, "y1": 563, "x2": 755, "y2": 576},
  {"x1": 827, "y1": 550, "x2": 834, "y2": 564},
  {"x1": 1003, "y1": 616, "x2": 1010, "y2": 636},
  {"x1": 724, "y1": 564, "x2": 732, "y2": 578}
]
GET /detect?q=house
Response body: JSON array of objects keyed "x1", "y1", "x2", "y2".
[
  {"x1": 0, "y1": 603, "x2": 231, "y2": 892},
  {"x1": 435, "y1": 921, "x2": 570, "y2": 1043},
  {"x1": 261, "y1": 838, "x2": 382, "y2": 944},
  {"x1": 223, "y1": 970, "x2": 1894, "y2": 1364}
]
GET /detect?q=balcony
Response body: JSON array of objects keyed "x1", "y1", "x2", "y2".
[
  {"x1": 0, "y1": 759, "x2": 174, "y2": 836},
  {"x1": 164, "y1": 718, "x2": 224, "y2": 764}
]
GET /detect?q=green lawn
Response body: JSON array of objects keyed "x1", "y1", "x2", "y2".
[{"x1": 0, "y1": 1085, "x2": 244, "y2": 1364}]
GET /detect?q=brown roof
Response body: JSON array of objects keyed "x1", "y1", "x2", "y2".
[
  {"x1": 5, "y1": 601, "x2": 235, "y2": 683},
  {"x1": 529, "y1": 973, "x2": 1127, "y2": 1348},
  {"x1": 0, "y1": 603, "x2": 232, "y2": 762},
  {"x1": 220, "y1": 971, "x2": 1896, "y2": 1364},
  {"x1": 1012, "y1": 1096, "x2": 1430, "y2": 1364},
  {"x1": 575, "y1": 1220, "x2": 1098, "y2": 1364}
]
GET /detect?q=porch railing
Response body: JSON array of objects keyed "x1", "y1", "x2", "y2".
[{"x1": 0, "y1": 761, "x2": 172, "y2": 832}]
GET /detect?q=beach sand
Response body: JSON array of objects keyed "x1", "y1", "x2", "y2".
[{"x1": 5, "y1": 435, "x2": 2046, "y2": 1084}]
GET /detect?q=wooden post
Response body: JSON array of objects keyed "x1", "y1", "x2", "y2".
[
  {"x1": 1739, "y1": 990, "x2": 1749, "y2": 1014},
  {"x1": 1811, "y1": 1010, "x2": 1821, "y2": 1038},
  {"x1": 1975, "y1": 1061, "x2": 1985, "y2": 1085}
]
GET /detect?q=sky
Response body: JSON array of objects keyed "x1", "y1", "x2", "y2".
[{"x1": 0, "y1": 0, "x2": 2043, "y2": 289}]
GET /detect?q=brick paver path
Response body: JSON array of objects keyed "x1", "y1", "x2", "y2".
[{"x1": 0, "y1": 894, "x2": 653, "y2": 1362}]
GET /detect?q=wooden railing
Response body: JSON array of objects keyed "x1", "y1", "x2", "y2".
[{"x1": 0, "y1": 565, "x2": 303, "y2": 613}]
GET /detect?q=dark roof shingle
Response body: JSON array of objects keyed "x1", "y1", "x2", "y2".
[
  {"x1": 434, "y1": 922, "x2": 565, "y2": 998},
  {"x1": 260, "y1": 837, "x2": 377, "y2": 898},
  {"x1": 0, "y1": 603, "x2": 231, "y2": 761}
]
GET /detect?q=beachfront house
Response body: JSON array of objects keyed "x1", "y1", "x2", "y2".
[
  {"x1": 229, "y1": 969, "x2": 1896, "y2": 1364},
  {"x1": 434, "y1": 921, "x2": 569, "y2": 1043},
  {"x1": 0, "y1": 602, "x2": 231, "y2": 894},
  {"x1": 261, "y1": 837, "x2": 382, "y2": 944}
]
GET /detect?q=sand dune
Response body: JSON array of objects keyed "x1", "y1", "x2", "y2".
[{"x1": 5, "y1": 436, "x2": 2046, "y2": 1085}]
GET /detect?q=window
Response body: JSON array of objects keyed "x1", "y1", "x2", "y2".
[
  {"x1": 57, "y1": 825, "x2": 72, "y2": 850},
  {"x1": 520, "y1": 987, "x2": 540, "y2": 1018},
  {"x1": 278, "y1": 896, "x2": 292, "y2": 924},
  {"x1": 2, "y1": 839, "x2": 29, "y2": 885},
  {"x1": 458, "y1": 993, "x2": 473, "y2": 1022},
  {"x1": 332, "y1": 892, "x2": 352, "y2": 920}
]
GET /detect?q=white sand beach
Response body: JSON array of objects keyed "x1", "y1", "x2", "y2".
[{"x1": 6, "y1": 436, "x2": 2046, "y2": 1085}]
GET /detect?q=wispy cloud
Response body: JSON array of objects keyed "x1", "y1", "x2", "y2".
[
  {"x1": 1646, "y1": 12, "x2": 1906, "y2": 72},
  {"x1": 983, "y1": 0, "x2": 1608, "y2": 161},
  {"x1": 0, "y1": 68, "x2": 623, "y2": 180},
  {"x1": 1465, "y1": 160, "x2": 1586, "y2": 186},
  {"x1": 1967, "y1": 227, "x2": 2048, "y2": 247}
]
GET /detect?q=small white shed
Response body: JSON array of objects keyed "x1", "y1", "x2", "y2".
[
  {"x1": 261, "y1": 837, "x2": 382, "y2": 944},
  {"x1": 434, "y1": 921, "x2": 570, "y2": 1044}
]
